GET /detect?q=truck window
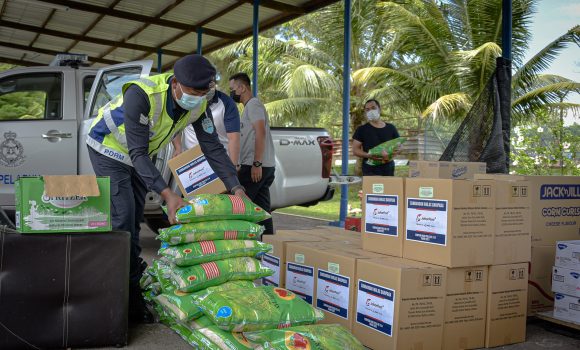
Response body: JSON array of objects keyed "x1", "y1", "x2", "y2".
[
  {"x1": 0, "y1": 73, "x2": 63, "y2": 121},
  {"x1": 88, "y1": 67, "x2": 142, "y2": 118},
  {"x1": 83, "y1": 75, "x2": 96, "y2": 112}
]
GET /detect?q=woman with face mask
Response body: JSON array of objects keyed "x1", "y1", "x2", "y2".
[{"x1": 352, "y1": 99, "x2": 401, "y2": 176}]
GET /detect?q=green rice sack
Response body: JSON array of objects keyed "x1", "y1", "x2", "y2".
[
  {"x1": 159, "y1": 240, "x2": 272, "y2": 266},
  {"x1": 366, "y1": 137, "x2": 406, "y2": 166},
  {"x1": 172, "y1": 319, "x2": 256, "y2": 350},
  {"x1": 245, "y1": 324, "x2": 365, "y2": 350},
  {"x1": 155, "y1": 280, "x2": 256, "y2": 322},
  {"x1": 195, "y1": 286, "x2": 325, "y2": 332},
  {"x1": 164, "y1": 194, "x2": 271, "y2": 224},
  {"x1": 169, "y1": 257, "x2": 273, "y2": 293},
  {"x1": 158, "y1": 220, "x2": 263, "y2": 245},
  {"x1": 153, "y1": 260, "x2": 177, "y2": 294},
  {"x1": 140, "y1": 266, "x2": 157, "y2": 290}
]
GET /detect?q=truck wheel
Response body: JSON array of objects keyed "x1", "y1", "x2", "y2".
[{"x1": 144, "y1": 216, "x2": 171, "y2": 233}]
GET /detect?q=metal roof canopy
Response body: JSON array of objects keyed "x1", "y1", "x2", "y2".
[{"x1": 0, "y1": 0, "x2": 338, "y2": 69}]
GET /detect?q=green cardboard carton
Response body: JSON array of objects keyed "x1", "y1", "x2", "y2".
[{"x1": 15, "y1": 175, "x2": 111, "y2": 233}]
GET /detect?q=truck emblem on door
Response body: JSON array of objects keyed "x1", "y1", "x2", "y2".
[{"x1": 0, "y1": 131, "x2": 25, "y2": 167}]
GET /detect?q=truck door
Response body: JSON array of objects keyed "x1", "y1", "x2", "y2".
[
  {"x1": 0, "y1": 69, "x2": 77, "y2": 208},
  {"x1": 79, "y1": 60, "x2": 153, "y2": 174}
]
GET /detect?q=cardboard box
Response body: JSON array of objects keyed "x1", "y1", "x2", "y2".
[
  {"x1": 168, "y1": 145, "x2": 226, "y2": 198},
  {"x1": 408, "y1": 161, "x2": 486, "y2": 179},
  {"x1": 552, "y1": 266, "x2": 580, "y2": 297},
  {"x1": 403, "y1": 178, "x2": 495, "y2": 267},
  {"x1": 485, "y1": 263, "x2": 528, "y2": 348},
  {"x1": 312, "y1": 243, "x2": 384, "y2": 330},
  {"x1": 489, "y1": 178, "x2": 531, "y2": 264},
  {"x1": 361, "y1": 176, "x2": 405, "y2": 257},
  {"x1": 284, "y1": 242, "x2": 330, "y2": 305},
  {"x1": 528, "y1": 245, "x2": 556, "y2": 314},
  {"x1": 15, "y1": 176, "x2": 111, "y2": 233},
  {"x1": 553, "y1": 293, "x2": 580, "y2": 323},
  {"x1": 443, "y1": 266, "x2": 488, "y2": 350},
  {"x1": 352, "y1": 257, "x2": 447, "y2": 350},
  {"x1": 555, "y1": 240, "x2": 580, "y2": 270},
  {"x1": 293, "y1": 227, "x2": 362, "y2": 248},
  {"x1": 524, "y1": 176, "x2": 579, "y2": 245},
  {"x1": 261, "y1": 232, "x2": 329, "y2": 288}
]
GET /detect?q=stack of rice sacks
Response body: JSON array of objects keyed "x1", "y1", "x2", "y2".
[{"x1": 141, "y1": 194, "x2": 364, "y2": 350}]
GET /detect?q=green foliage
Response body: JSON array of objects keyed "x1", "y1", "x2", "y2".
[
  {"x1": 0, "y1": 64, "x2": 45, "y2": 120},
  {"x1": 512, "y1": 110, "x2": 580, "y2": 176},
  {"x1": 0, "y1": 91, "x2": 45, "y2": 120}
]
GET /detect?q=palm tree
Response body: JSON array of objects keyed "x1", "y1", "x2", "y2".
[{"x1": 372, "y1": 0, "x2": 580, "y2": 122}]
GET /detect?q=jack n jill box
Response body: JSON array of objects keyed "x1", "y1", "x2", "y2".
[
  {"x1": 15, "y1": 175, "x2": 111, "y2": 233},
  {"x1": 524, "y1": 176, "x2": 579, "y2": 245},
  {"x1": 403, "y1": 178, "x2": 495, "y2": 267},
  {"x1": 443, "y1": 266, "x2": 488, "y2": 350},
  {"x1": 362, "y1": 176, "x2": 405, "y2": 257},
  {"x1": 528, "y1": 245, "x2": 556, "y2": 314},
  {"x1": 485, "y1": 263, "x2": 528, "y2": 348},
  {"x1": 353, "y1": 257, "x2": 447, "y2": 350},
  {"x1": 168, "y1": 145, "x2": 226, "y2": 198}
]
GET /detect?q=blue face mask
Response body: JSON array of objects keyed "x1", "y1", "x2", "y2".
[{"x1": 176, "y1": 83, "x2": 206, "y2": 110}]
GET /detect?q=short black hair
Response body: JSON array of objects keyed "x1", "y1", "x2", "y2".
[
  {"x1": 364, "y1": 99, "x2": 381, "y2": 109},
  {"x1": 229, "y1": 73, "x2": 251, "y2": 88}
]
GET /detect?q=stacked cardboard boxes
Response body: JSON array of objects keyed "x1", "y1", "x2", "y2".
[
  {"x1": 552, "y1": 240, "x2": 580, "y2": 324},
  {"x1": 476, "y1": 175, "x2": 580, "y2": 313}
]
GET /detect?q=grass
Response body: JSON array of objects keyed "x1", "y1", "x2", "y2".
[{"x1": 277, "y1": 165, "x2": 409, "y2": 221}]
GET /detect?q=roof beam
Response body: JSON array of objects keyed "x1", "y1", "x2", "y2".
[
  {"x1": 0, "y1": 56, "x2": 44, "y2": 66},
  {"x1": 200, "y1": 0, "x2": 338, "y2": 58},
  {"x1": 29, "y1": 9, "x2": 57, "y2": 48},
  {"x1": 63, "y1": 0, "x2": 123, "y2": 53},
  {"x1": 36, "y1": 0, "x2": 242, "y2": 40},
  {"x1": 253, "y1": 0, "x2": 306, "y2": 14},
  {"x1": 0, "y1": 19, "x2": 190, "y2": 57},
  {"x1": 97, "y1": 0, "x2": 186, "y2": 60},
  {"x1": 134, "y1": 0, "x2": 247, "y2": 63},
  {"x1": 0, "y1": 41, "x2": 121, "y2": 65}
]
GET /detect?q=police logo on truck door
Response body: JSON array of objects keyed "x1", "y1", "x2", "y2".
[{"x1": 0, "y1": 131, "x2": 25, "y2": 167}]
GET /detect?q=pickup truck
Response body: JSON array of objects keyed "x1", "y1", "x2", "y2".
[{"x1": 0, "y1": 56, "x2": 334, "y2": 230}]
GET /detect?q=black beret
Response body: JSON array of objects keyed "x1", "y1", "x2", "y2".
[{"x1": 173, "y1": 54, "x2": 216, "y2": 90}]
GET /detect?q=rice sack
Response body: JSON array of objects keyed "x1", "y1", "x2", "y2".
[
  {"x1": 164, "y1": 194, "x2": 271, "y2": 223},
  {"x1": 366, "y1": 137, "x2": 406, "y2": 166},
  {"x1": 159, "y1": 240, "x2": 272, "y2": 266},
  {"x1": 169, "y1": 257, "x2": 272, "y2": 293},
  {"x1": 245, "y1": 324, "x2": 365, "y2": 350},
  {"x1": 158, "y1": 220, "x2": 263, "y2": 245},
  {"x1": 195, "y1": 286, "x2": 325, "y2": 332}
]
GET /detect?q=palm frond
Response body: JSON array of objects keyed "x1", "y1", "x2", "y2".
[
  {"x1": 513, "y1": 25, "x2": 580, "y2": 90},
  {"x1": 421, "y1": 92, "x2": 472, "y2": 120}
]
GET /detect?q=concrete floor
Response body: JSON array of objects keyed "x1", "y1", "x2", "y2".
[{"x1": 94, "y1": 212, "x2": 580, "y2": 350}]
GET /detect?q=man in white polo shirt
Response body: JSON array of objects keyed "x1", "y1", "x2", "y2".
[{"x1": 172, "y1": 89, "x2": 240, "y2": 167}]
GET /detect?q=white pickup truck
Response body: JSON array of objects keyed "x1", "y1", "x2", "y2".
[{"x1": 0, "y1": 57, "x2": 334, "y2": 229}]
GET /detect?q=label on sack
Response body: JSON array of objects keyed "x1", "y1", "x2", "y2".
[
  {"x1": 356, "y1": 280, "x2": 395, "y2": 336},
  {"x1": 286, "y1": 262, "x2": 314, "y2": 305},
  {"x1": 365, "y1": 194, "x2": 399, "y2": 236},
  {"x1": 406, "y1": 198, "x2": 448, "y2": 246},
  {"x1": 317, "y1": 269, "x2": 350, "y2": 319},
  {"x1": 261, "y1": 254, "x2": 280, "y2": 287}
]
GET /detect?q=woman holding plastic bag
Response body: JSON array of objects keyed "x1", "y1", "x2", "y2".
[{"x1": 352, "y1": 99, "x2": 404, "y2": 176}]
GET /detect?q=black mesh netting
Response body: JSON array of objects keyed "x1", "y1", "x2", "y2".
[{"x1": 439, "y1": 57, "x2": 511, "y2": 173}]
